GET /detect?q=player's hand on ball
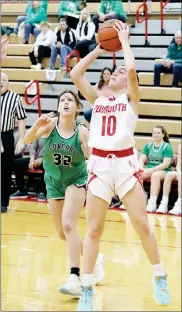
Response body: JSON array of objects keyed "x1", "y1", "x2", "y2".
[
  {"x1": 113, "y1": 21, "x2": 129, "y2": 43},
  {"x1": 95, "y1": 44, "x2": 111, "y2": 56}
]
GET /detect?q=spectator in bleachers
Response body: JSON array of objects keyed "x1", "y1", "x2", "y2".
[
  {"x1": 157, "y1": 143, "x2": 181, "y2": 215},
  {"x1": 29, "y1": 22, "x2": 56, "y2": 70},
  {"x1": 139, "y1": 125, "x2": 173, "y2": 213},
  {"x1": 154, "y1": 30, "x2": 182, "y2": 87},
  {"x1": 49, "y1": 18, "x2": 76, "y2": 71},
  {"x1": 92, "y1": 0, "x2": 127, "y2": 33},
  {"x1": 11, "y1": 137, "x2": 46, "y2": 201},
  {"x1": 58, "y1": 0, "x2": 87, "y2": 29},
  {"x1": 1, "y1": 72, "x2": 27, "y2": 213},
  {"x1": 75, "y1": 8, "x2": 96, "y2": 58},
  {"x1": 24, "y1": 0, "x2": 47, "y2": 44},
  {"x1": 84, "y1": 67, "x2": 113, "y2": 123},
  {"x1": 14, "y1": 0, "x2": 48, "y2": 35}
]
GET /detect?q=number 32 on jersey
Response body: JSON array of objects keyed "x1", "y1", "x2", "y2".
[{"x1": 53, "y1": 153, "x2": 72, "y2": 166}]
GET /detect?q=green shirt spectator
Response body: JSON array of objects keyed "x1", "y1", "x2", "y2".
[
  {"x1": 26, "y1": 0, "x2": 48, "y2": 13},
  {"x1": 25, "y1": 6, "x2": 47, "y2": 25},
  {"x1": 99, "y1": 0, "x2": 127, "y2": 19},
  {"x1": 166, "y1": 43, "x2": 182, "y2": 64},
  {"x1": 57, "y1": 0, "x2": 80, "y2": 17},
  {"x1": 142, "y1": 141, "x2": 173, "y2": 172}
]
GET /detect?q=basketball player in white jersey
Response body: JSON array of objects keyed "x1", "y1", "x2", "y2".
[{"x1": 70, "y1": 21, "x2": 170, "y2": 311}]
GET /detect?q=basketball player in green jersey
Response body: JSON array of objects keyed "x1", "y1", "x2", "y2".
[{"x1": 24, "y1": 90, "x2": 105, "y2": 297}]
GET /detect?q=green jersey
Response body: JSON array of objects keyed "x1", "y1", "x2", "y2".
[
  {"x1": 142, "y1": 141, "x2": 173, "y2": 171},
  {"x1": 43, "y1": 123, "x2": 87, "y2": 183}
]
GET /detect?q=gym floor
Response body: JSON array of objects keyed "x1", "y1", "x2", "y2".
[{"x1": 2, "y1": 200, "x2": 181, "y2": 311}]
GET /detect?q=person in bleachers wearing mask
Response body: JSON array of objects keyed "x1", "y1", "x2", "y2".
[
  {"x1": 92, "y1": 0, "x2": 127, "y2": 33},
  {"x1": 57, "y1": 0, "x2": 87, "y2": 29},
  {"x1": 75, "y1": 8, "x2": 96, "y2": 58},
  {"x1": 29, "y1": 21, "x2": 56, "y2": 70},
  {"x1": 154, "y1": 30, "x2": 182, "y2": 87}
]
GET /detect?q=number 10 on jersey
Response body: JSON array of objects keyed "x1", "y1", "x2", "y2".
[{"x1": 101, "y1": 115, "x2": 116, "y2": 136}]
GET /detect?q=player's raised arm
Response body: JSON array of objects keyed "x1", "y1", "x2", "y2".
[
  {"x1": 70, "y1": 46, "x2": 104, "y2": 104},
  {"x1": 24, "y1": 114, "x2": 56, "y2": 144},
  {"x1": 113, "y1": 21, "x2": 140, "y2": 114}
]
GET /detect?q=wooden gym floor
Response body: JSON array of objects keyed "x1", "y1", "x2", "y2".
[{"x1": 2, "y1": 200, "x2": 181, "y2": 311}]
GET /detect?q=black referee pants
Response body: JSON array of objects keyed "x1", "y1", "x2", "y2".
[{"x1": 1, "y1": 130, "x2": 14, "y2": 207}]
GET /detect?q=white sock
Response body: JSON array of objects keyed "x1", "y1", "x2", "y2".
[
  {"x1": 82, "y1": 274, "x2": 94, "y2": 287},
  {"x1": 152, "y1": 263, "x2": 165, "y2": 276},
  {"x1": 149, "y1": 196, "x2": 157, "y2": 204},
  {"x1": 161, "y1": 196, "x2": 168, "y2": 204}
]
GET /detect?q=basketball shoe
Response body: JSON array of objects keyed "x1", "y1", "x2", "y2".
[
  {"x1": 77, "y1": 286, "x2": 94, "y2": 311},
  {"x1": 153, "y1": 275, "x2": 170, "y2": 305},
  {"x1": 59, "y1": 274, "x2": 81, "y2": 298}
]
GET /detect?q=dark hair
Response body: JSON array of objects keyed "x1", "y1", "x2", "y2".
[
  {"x1": 98, "y1": 67, "x2": 112, "y2": 89},
  {"x1": 59, "y1": 17, "x2": 67, "y2": 24},
  {"x1": 79, "y1": 1, "x2": 87, "y2": 9},
  {"x1": 57, "y1": 90, "x2": 83, "y2": 118},
  {"x1": 154, "y1": 125, "x2": 170, "y2": 143}
]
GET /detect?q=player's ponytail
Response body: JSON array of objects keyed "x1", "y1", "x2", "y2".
[{"x1": 155, "y1": 125, "x2": 170, "y2": 143}]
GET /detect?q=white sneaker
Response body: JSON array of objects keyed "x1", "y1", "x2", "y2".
[
  {"x1": 31, "y1": 64, "x2": 41, "y2": 70},
  {"x1": 119, "y1": 204, "x2": 126, "y2": 210},
  {"x1": 169, "y1": 200, "x2": 181, "y2": 215},
  {"x1": 59, "y1": 274, "x2": 81, "y2": 297},
  {"x1": 157, "y1": 202, "x2": 168, "y2": 214},
  {"x1": 93, "y1": 253, "x2": 105, "y2": 285},
  {"x1": 146, "y1": 200, "x2": 157, "y2": 212}
]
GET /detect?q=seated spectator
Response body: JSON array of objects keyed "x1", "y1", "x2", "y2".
[
  {"x1": 29, "y1": 22, "x2": 56, "y2": 70},
  {"x1": 92, "y1": 0, "x2": 127, "y2": 33},
  {"x1": 24, "y1": 0, "x2": 47, "y2": 44},
  {"x1": 84, "y1": 67, "x2": 113, "y2": 123},
  {"x1": 14, "y1": 0, "x2": 48, "y2": 34},
  {"x1": 157, "y1": 143, "x2": 181, "y2": 215},
  {"x1": 11, "y1": 137, "x2": 46, "y2": 201},
  {"x1": 49, "y1": 18, "x2": 76, "y2": 71},
  {"x1": 58, "y1": 0, "x2": 87, "y2": 29},
  {"x1": 75, "y1": 8, "x2": 96, "y2": 58},
  {"x1": 154, "y1": 30, "x2": 182, "y2": 87},
  {"x1": 139, "y1": 125, "x2": 173, "y2": 213}
]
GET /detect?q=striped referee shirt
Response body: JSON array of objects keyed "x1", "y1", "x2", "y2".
[{"x1": 1, "y1": 90, "x2": 26, "y2": 133}]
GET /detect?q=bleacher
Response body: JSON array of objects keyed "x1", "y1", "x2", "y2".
[{"x1": 1, "y1": 0, "x2": 181, "y2": 154}]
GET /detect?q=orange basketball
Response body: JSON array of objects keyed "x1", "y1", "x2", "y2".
[{"x1": 97, "y1": 19, "x2": 122, "y2": 53}]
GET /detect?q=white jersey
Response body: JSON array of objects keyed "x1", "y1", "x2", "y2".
[{"x1": 88, "y1": 93, "x2": 138, "y2": 151}]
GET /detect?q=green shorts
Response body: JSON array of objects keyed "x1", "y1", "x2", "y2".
[{"x1": 44, "y1": 173, "x2": 88, "y2": 199}]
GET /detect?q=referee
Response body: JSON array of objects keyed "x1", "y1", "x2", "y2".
[{"x1": 1, "y1": 72, "x2": 27, "y2": 213}]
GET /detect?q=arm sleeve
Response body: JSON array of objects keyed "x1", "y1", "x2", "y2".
[
  {"x1": 68, "y1": 30, "x2": 76, "y2": 49},
  {"x1": 164, "y1": 144, "x2": 173, "y2": 159},
  {"x1": 166, "y1": 44, "x2": 172, "y2": 59},
  {"x1": 57, "y1": 1, "x2": 66, "y2": 16},
  {"x1": 142, "y1": 144, "x2": 149, "y2": 156},
  {"x1": 113, "y1": 0, "x2": 127, "y2": 17},
  {"x1": 29, "y1": 8, "x2": 47, "y2": 24},
  {"x1": 15, "y1": 95, "x2": 27, "y2": 120}
]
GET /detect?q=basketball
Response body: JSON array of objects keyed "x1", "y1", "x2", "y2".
[{"x1": 97, "y1": 19, "x2": 122, "y2": 52}]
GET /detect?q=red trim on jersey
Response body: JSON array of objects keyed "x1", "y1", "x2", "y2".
[
  {"x1": 87, "y1": 174, "x2": 97, "y2": 187},
  {"x1": 133, "y1": 170, "x2": 143, "y2": 188},
  {"x1": 92, "y1": 147, "x2": 134, "y2": 158},
  {"x1": 108, "y1": 95, "x2": 116, "y2": 101}
]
